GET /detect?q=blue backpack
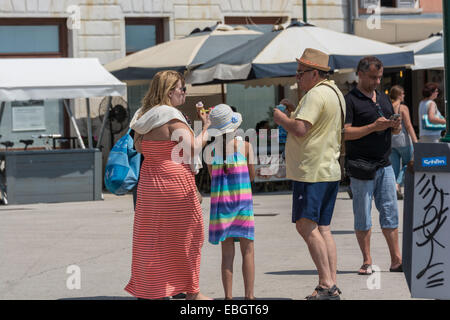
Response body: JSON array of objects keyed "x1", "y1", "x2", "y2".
[{"x1": 104, "y1": 129, "x2": 141, "y2": 195}]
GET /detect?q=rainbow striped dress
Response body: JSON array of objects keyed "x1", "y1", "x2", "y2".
[{"x1": 209, "y1": 151, "x2": 254, "y2": 245}]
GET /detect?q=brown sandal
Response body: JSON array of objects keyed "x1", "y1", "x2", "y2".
[
  {"x1": 305, "y1": 285, "x2": 321, "y2": 299},
  {"x1": 306, "y1": 285, "x2": 342, "y2": 300},
  {"x1": 358, "y1": 264, "x2": 373, "y2": 275}
]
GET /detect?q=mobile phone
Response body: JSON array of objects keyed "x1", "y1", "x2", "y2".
[{"x1": 389, "y1": 114, "x2": 401, "y2": 120}]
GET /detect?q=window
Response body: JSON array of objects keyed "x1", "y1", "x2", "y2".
[
  {"x1": 0, "y1": 18, "x2": 67, "y2": 57},
  {"x1": 360, "y1": 0, "x2": 380, "y2": 8},
  {"x1": 225, "y1": 16, "x2": 286, "y2": 33},
  {"x1": 359, "y1": 0, "x2": 417, "y2": 13},
  {"x1": 125, "y1": 18, "x2": 164, "y2": 55},
  {"x1": 0, "y1": 19, "x2": 68, "y2": 149},
  {"x1": 381, "y1": 0, "x2": 394, "y2": 6}
]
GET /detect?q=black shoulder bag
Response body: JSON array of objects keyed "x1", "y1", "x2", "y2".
[{"x1": 319, "y1": 83, "x2": 377, "y2": 180}]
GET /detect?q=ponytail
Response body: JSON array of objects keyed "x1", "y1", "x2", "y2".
[{"x1": 216, "y1": 132, "x2": 235, "y2": 175}]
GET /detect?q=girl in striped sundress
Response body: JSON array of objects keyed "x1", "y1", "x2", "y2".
[{"x1": 206, "y1": 104, "x2": 256, "y2": 300}]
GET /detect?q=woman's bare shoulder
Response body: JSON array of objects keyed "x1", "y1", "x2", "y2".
[{"x1": 400, "y1": 104, "x2": 410, "y2": 112}]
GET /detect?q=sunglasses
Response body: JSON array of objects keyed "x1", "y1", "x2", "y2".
[
  {"x1": 296, "y1": 69, "x2": 315, "y2": 77},
  {"x1": 173, "y1": 86, "x2": 187, "y2": 93}
]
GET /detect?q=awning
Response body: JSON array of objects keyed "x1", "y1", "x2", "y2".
[
  {"x1": 411, "y1": 53, "x2": 444, "y2": 70},
  {"x1": 0, "y1": 58, "x2": 126, "y2": 102},
  {"x1": 403, "y1": 32, "x2": 444, "y2": 70}
]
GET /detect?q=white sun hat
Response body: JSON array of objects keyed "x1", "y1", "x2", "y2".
[{"x1": 208, "y1": 104, "x2": 242, "y2": 136}]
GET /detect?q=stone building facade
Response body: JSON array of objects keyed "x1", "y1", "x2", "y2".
[{"x1": 0, "y1": 0, "x2": 351, "y2": 65}]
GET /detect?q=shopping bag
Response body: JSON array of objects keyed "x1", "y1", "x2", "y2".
[
  {"x1": 422, "y1": 114, "x2": 446, "y2": 131},
  {"x1": 104, "y1": 129, "x2": 141, "y2": 195}
]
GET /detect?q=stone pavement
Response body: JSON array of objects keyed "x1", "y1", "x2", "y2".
[{"x1": 0, "y1": 191, "x2": 415, "y2": 300}]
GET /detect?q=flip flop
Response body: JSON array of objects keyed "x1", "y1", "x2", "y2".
[{"x1": 358, "y1": 264, "x2": 373, "y2": 275}]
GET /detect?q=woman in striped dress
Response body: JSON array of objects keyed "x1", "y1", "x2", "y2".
[
  {"x1": 206, "y1": 104, "x2": 256, "y2": 300},
  {"x1": 126, "y1": 70, "x2": 211, "y2": 300}
]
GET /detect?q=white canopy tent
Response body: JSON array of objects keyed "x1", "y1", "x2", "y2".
[
  {"x1": 0, "y1": 58, "x2": 126, "y2": 205},
  {"x1": 0, "y1": 58, "x2": 126, "y2": 148}
]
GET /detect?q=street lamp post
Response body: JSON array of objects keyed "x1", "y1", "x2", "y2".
[
  {"x1": 303, "y1": 0, "x2": 307, "y2": 23},
  {"x1": 441, "y1": 0, "x2": 450, "y2": 142}
]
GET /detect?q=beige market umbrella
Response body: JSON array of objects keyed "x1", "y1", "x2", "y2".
[{"x1": 105, "y1": 24, "x2": 262, "y2": 81}]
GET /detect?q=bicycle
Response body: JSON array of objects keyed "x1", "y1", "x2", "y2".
[
  {"x1": 31, "y1": 134, "x2": 62, "y2": 150},
  {"x1": 0, "y1": 140, "x2": 14, "y2": 151},
  {"x1": 19, "y1": 139, "x2": 34, "y2": 150}
]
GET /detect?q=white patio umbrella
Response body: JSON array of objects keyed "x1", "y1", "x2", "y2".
[
  {"x1": 186, "y1": 21, "x2": 415, "y2": 87},
  {"x1": 105, "y1": 24, "x2": 262, "y2": 81},
  {"x1": 403, "y1": 31, "x2": 443, "y2": 70}
]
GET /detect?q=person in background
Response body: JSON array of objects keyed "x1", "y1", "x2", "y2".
[
  {"x1": 388, "y1": 85, "x2": 418, "y2": 200},
  {"x1": 255, "y1": 120, "x2": 270, "y2": 155},
  {"x1": 344, "y1": 56, "x2": 403, "y2": 276},
  {"x1": 418, "y1": 82, "x2": 446, "y2": 143},
  {"x1": 255, "y1": 120, "x2": 270, "y2": 134}
]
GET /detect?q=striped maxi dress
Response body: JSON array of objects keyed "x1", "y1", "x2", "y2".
[
  {"x1": 125, "y1": 140, "x2": 204, "y2": 299},
  {"x1": 209, "y1": 151, "x2": 254, "y2": 245}
]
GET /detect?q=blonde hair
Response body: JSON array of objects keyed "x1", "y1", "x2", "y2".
[
  {"x1": 139, "y1": 70, "x2": 185, "y2": 118},
  {"x1": 389, "y1": 85, "x2": 404, "y2": 102}
]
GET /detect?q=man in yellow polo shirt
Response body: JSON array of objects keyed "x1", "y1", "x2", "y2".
[{"x1": 274, "y1": 48, "x2": 345, "y2": 300}]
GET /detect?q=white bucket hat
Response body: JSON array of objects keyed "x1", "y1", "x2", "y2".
[{"x1": 208, "y1": 104, "x2": 242, "y2": 136}]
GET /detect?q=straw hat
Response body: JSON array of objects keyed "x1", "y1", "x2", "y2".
[
  {"x1": 208, "y1": 104, "x2": 242, "y2": 136},
  {"x1": 296, "y1": 48, "x2": 331, "y2": 72}
]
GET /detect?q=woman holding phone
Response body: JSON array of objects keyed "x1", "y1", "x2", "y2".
[{"x1": 389, "y1": 85, "x2": 418, "y2": 199}]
